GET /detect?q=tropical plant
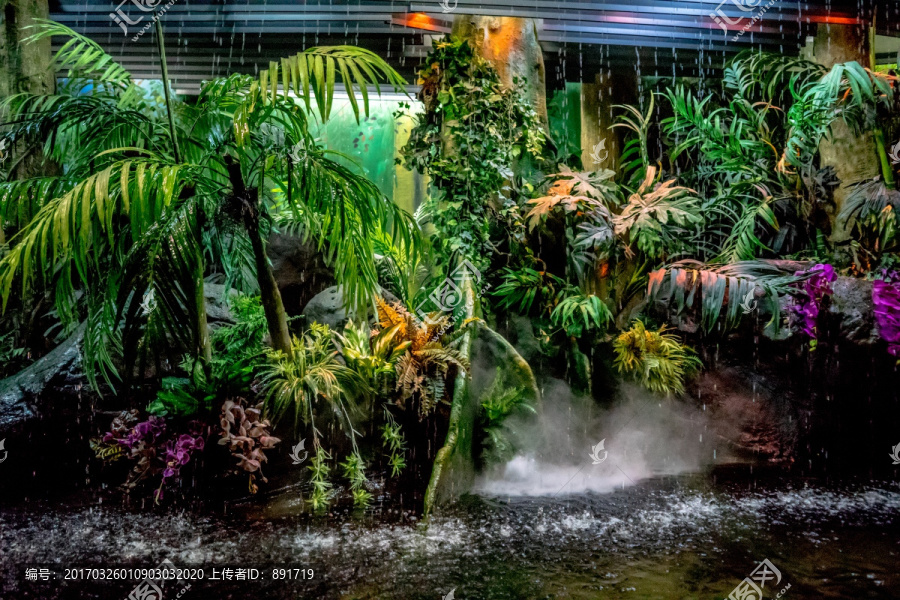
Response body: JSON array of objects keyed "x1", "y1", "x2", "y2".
[
  {"x1": 0, "y1": 328, "x2": 26, "y2": 378},
  {"x1": 784, "y1": 61, "x2": 895, "y2": 183},
  {"x1": 374, "y1": 297, "x2": 468, "y2": 416},
  {"x1": 258, "y1": 323, "x2": 368, "y2": 438},
  {"x1": 0, "y1": 20, "x2": 420, "y2": 391},
  {"x1": 648, "y1": 259, "x2": 802, "y2": 332},
  {"x1": 873, "y1": 273, "x2": 900, "y2": 357},
  {"x1": 550, "y1": 291, "x2": 613, "y2": 338},
  {"x1": 307, "y1": 446, "x2": 333, "y2": 512},
  {"x1": 340, "y1": 451, "x2": 373, "y2": 508},
  {"x1": 398, "y1": 36, "x2": 545, "y2": 270},
  {"x1": 613, "y1": 320, "x2": 701, "y2": 395},
  {"x1": 612, "y1": 167, "x2": 703, "y2": 260},
  {"x1": 218, "y1": 399, "x2": 280, "y2": 495},
  {"x1": 478, "y1": 368, "x2": 536, "y2": 464},
  {"x1": 789, "y1": 263, "x2": 837, "y2": 345},
  {"x1": 210, "y1": 293, "x2": 269, "y2": 362},
  {"x1": 380, "y1": 418, "x2": 407, "y2": 477},
  {"x1": 337, "y1": 319, "x2": 410, "y2": 396},
  {"x1": 492, "y1": 266, "x2": 567, "y2": 316}
]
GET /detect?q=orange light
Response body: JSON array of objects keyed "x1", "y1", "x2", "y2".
[{"x1": 406, "y1": 13, "x2": 439, "y2": 31}]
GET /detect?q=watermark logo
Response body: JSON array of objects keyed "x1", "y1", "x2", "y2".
[
  {"x1": 589, "y1": 439, "x2": 608, "y2": 464},
  {"x1": 0, "y1": 439, "x2": 7, "y2": 464},
  {"x1": 415, "y1": 260, "x2": 488, "y2": 326},
  {"x1": 140, "y1": 290, "x2": 157, "y2": 316},
  {"x1": 710, "y1": 0, "x2": 761, "y2": 32},
  {"x1": 889, "y1": 140, "x2": 900, "y2": 166},
  {"x1": 711, "y1": 0, "x2": 777, "y2": 42},
  {"x1": 110, "y1": 0, "x2": 179, "y2": 41},
  {"x1": 728, "y1": 558, "x2": 790, "y2": 600},
  {"x1": 442, "y1": 588, "x2": 456, "y2": 600},
  {"x1": 439, "y1": 0, "x2": 458, "y2": 12},
  {"x1": 125, "y1": 559, "x2": 191, "y2": 600},
  {"x1": 290, "y1": 439, "x2": 308, "y2": 465},
  {"x1": 590, "y1": 139, "x2": 609, "y2": 164},
  {"x1": 289, "y1": 140, "x2": 308, "y2": 164},
  {"x1": 740, "y1": 289, "x2": 757, "y2": 314},
  {"x1": 890, "y1": 442, "x2": 900, "y2": 465}
]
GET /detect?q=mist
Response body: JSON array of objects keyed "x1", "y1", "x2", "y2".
[{"x1": 475, "y1": 379, "x2": 717, "y2": 496}]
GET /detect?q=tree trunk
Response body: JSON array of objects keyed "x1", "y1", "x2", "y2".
[
  {"x1": 225, "y1": 160, "x2": 293, "y2": 356},
  {"x1": 0, "y1": 0, "x2": 53, "y2": 99},
  {"x1": 0, "y1": 0, "x2": 55, "y2": 185},
  {"x1": 247, "y1": 211, "x2": 293, "y2": 356},
  {"x1": 801, "y1": 23, "x2": 882, "y2": 242},
  {"x1": 451, "y1": 16, "x2": 549, "y2": 132},
  {"x1": 424, "y1": 17, "x2": 547, "y2": 516}
]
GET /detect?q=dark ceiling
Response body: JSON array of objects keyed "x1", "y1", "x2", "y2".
[{"x1": 49, "y1": 0, "x2": 899, "y2": 95}]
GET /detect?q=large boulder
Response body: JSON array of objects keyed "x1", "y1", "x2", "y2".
[
  {"x1": 204, "y1": 282, "x2": 240, "y2": 325},
  {"x1": 302, "y1": 286, "x2": 348, "y2": 330},
  {"x1": 267, "y1": 232, "x2": 335, "y2": 317},
  {"x1": 0, "y1": 323, "x2": 84, "y2": 436},
  {"x1": 828, "y1": 276, "x2": 878, "y2": 345},
  {"x1": 302, "y1": 286, "x2": 400, "y2": 330},
  {"x1": 0, "y1": 324, "x2": 93, "y2": 495}
]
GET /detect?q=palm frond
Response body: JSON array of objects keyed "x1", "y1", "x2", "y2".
[
  {"x1": 0, "y1": 159, "x2": 185, "y2": 312},
  {"x1": 23, "y1": 19, "x2": 133, "y2": 88},
  {"x1": 784, "y1": 62, "x2": 895, "y2": 169},
  {"x1": 258, "y1": 46, "x2": 407, "y2": 122},
  {"x1": 117, "y1": 196, "x2": 206, "y2": 375},
  {"x1": 716, "y1": 194, "x2": 778, "y2": 263}
]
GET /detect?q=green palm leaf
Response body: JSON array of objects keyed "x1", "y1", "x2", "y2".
[
  {"x1": 23, "y1": 19, "x2": 133, "y2": 88},
  {"x1": 259, "y1": 46, "x2": 407, "y2": 122}
]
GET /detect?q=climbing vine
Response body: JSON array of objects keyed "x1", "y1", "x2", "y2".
[{"x1": 398, "y1": 37, "x2": 545, "y2": 271}]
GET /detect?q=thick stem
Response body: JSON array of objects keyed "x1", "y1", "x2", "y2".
[
  {"x1": 156, "y1": 21, "x2": 208, "y2": 362},
  {"x1": 874, "y1": 126, "x2": 897, "y2": 189},
  {"x1": 226, "y1": 160, "x2": 293, "y2": 356},
  {"x1": 193, "y1": 245, "x2": 212, "y2": 364},
  {"x1": 247, "y1": 213, "x2": 293, "y2": 356},
  {"x1": 423, "y1": 276, "x2": 477, "y2": 517},
  {"x1": 154, "y1": 19, "x2": 181, "y2": 164},
  {"x1": 868, "y1": 20, "x2": 896, "y2": 190}
]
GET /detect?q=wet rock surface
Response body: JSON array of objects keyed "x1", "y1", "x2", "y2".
[
  {"x1": 267, "y1": 233, "x2": 335, "y2": 317},
  {"x1": 0, "y1": 324, "x2": 85, "y2": 436}
]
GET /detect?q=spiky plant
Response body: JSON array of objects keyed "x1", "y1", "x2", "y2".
[
  {"x1": 340, "y1": 451, "x2": 373, "y2": 508},
  {"x1": 336, "y1": 320, "x2": 410, "y2": 396},
  {"x1": 380, "y1": 418, "x2": 407, "y2": 477},
  {"x1": 258, "y1": 323, "x2": 369, "y2": 437}
]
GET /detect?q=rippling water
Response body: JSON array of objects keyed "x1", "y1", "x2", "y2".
[{"x1": 2, "y1": 469, "x2": 899, "y2": 599}]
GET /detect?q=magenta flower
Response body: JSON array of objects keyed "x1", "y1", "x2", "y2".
[
  {"x1": 873, "y1": 279, "x2": 900, "y2": 356},
  {"x1": 790, "y1": 264, "x2": 836, "y2": 340}
]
